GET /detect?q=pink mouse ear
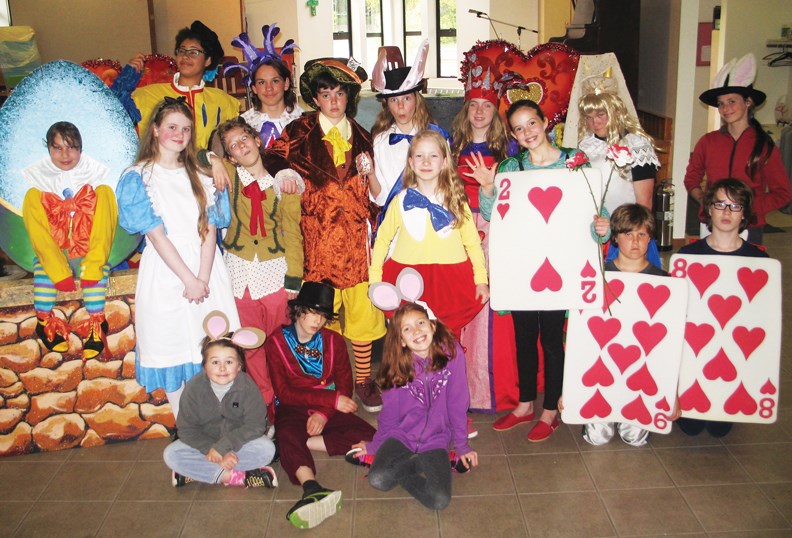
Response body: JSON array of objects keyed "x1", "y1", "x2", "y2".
[
  {"x1": 231, "y1": 327, "x2": 266, "y2": 349},
  {"x1": 396, "y1": 268, "x2": 424, "y2": 303},
  {"x1": 203, "y1": 310, "x2": 230, "y2": 340},
  {"x1": 369, "y1": 282, "x2": 402, "y2": 311}
]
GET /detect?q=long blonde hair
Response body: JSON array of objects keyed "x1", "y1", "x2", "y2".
[
  {"x1": 136, "y1": 99, "x2": 213, "y2": 241},
  {"x1": 402, "y1": 129, "x2": 469, "y2": 228},
  {"x1": 370, "y1": 92, "x2": 432, "y2": 139},
  {"x1": 450, "y1": 99, "x2": 510, "y2": 164},
  {"x1": 577, "y1": 92, "x2": 654, "y2": 146}
]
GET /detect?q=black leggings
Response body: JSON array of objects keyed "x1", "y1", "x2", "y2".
[
  {"x1": 368, "y1": 438, "x2": 451, "y2": 510},
  {"x1": 511, "y1": 310, "x2": 565, "y2": 410}
]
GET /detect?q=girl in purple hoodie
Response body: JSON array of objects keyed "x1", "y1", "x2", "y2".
[{"x1": 351, "y1": 303, "x2": 478, "y2": 509}]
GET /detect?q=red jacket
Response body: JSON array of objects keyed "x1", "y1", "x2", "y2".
[
  {"x1": 684, "y1": 126, "x2": 791, "y2": 227},
  {"x1": 264, "y1": 327, "x2": 352, "y2": 421}
]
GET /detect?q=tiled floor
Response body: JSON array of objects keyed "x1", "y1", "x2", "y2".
[{"x1": 1, "y1": 232, "x2": 791, "y2": 537}]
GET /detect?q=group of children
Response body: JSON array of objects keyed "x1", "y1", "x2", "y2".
[{"x1": 20, "y1": 21, "x2": 786, "y2": 529}]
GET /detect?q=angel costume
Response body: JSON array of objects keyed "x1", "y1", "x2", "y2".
[{"x1": 116, "y1": 164, "x2": 239, "y2": 392}]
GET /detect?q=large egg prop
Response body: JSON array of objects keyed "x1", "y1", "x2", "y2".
[{"x1": 0, "y1": 60, "x2": 140, "y2": 272}]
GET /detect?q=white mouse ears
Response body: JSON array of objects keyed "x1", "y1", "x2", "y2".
[
  {"x1": 368, "y1": 268, "x2": 436, "y2": 319},
  {"x1": 202, "y1": 310, "x2": 266, "y2": 349}
]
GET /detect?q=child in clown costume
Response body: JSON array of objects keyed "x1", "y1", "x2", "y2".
[
  {"x1": 22, "y1": 121, "x2": 118, "y2": 359},
  {"x1": 113, "y1": 20, "x2": 239, "y2": 150}
]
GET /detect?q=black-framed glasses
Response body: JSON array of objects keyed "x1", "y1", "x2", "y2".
[
  {"x1": 175, "y1": 47, "x2": 205, "y2": 58},
  {"x1": 712, "y1": 201, "x2": 744, "y2": 212}
]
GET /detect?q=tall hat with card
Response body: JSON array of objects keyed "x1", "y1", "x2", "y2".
[{"x1": 370, "y1": 39, "x2": 429, "y2": 98}]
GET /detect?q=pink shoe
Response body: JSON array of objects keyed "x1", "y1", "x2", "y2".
[
  {"x1": 492, "y1": 412, "x2": 536, "y2": 432},
  {"x1": 527, "y1": 417, "x2": 561, "y2": 442}
]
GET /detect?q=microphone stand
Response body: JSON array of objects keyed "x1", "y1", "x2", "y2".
[{"x1": 470, "y1": 11, "x2": 538, "y2": 51}]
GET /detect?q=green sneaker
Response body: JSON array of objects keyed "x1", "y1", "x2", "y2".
[{"x1": 286, "y1": 489, "x2": 343, "y2": 529}]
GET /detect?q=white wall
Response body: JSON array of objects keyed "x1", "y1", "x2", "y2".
[{"x1": 487, "y1": 0, "x2": 539, "y2": 52}]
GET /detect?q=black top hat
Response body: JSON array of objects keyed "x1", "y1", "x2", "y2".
[
  {"x1": 288, "y1": 282, "x2": 336, "y2": 319},
  {"x1": 376, "y1": 66, "x2": 423, "y2": 98},
  {"x1": 698, "y1": 53, "x2": 766, "y2": 108}
]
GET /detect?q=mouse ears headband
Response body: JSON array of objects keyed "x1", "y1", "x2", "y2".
[
  {"x1": 224, "y1": 23, "x2": 298, "y2": 88},
  {"x1": 202, "y1": 310, "x2": 266, "y2": 349},
  {"x1": 368, "y1": 268, "x2": 436, "y2": 319}
]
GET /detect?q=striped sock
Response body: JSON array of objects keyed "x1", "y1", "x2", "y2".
[
  {"x1": 32, "y1": 260, "x2": 57, "y2": 313},
  {"x1": 83, "y1": 265, "x2": 110, "y2": 315},
  {"x1": 351, "y1": 340, "x2": 372, "y2": 384}
]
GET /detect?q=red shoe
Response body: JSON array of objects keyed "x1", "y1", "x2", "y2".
[
  {"x1": 527, "y1": 417, "x2": 561, "y2": 442},
  {"x1": 492, "y1": 412, "x2": 535, "y2": 432},
  {"x1": 467, "y1": 417, "x2": 478, "y2": 439}
]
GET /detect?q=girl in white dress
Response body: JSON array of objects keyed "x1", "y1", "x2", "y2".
[{"x1": 117, "y1": 97, "x2": 239, "y2": 418}]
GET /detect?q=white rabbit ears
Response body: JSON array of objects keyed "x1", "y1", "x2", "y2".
[
  {"x1": 699, "y1": 53, "x2": 766, "y2": 108},
  {"x1": 202, "y1": 310, "x2": 266, "y2": 349},
  {"x1": 368, "y1": 268, "x2": 436, "y2": 319}
]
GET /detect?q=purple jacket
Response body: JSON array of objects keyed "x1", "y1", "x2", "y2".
[{"x1": 367, "y1": 343, "x2": 472, "y2": 456}]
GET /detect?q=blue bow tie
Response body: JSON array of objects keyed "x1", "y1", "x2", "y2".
[
  {"x1": 389, "y1": 132, "x2": 414, "y2": 145},
  {"x1": 403, "y1": 188, "x2": 454, "y2": 231}
]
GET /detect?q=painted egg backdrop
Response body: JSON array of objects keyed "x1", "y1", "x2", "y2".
[{"x1": 0, "y1": 60, "x2": 141, "y2": 272}]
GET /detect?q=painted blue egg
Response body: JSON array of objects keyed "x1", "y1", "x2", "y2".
[{"x1": 0, "y1": 60, "x2": 141, "y2": 272}]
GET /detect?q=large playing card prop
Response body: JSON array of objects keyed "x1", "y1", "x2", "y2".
[
  {"x1": 671, "y1": 255, "x2": 782, "y2": 423},
  {"x1": 562, "y1": 273, "x2": 688, "y2": 434},
  {"x1": 489, "y1": 168, "x2": 604, "y2": 311}
]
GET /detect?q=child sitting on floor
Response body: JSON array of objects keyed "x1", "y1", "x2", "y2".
[{"x1": 163, "y1": 311, "x2": 276, "y2": 488}]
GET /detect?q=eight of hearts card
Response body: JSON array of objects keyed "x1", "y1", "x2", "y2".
[
  {"x1": 562, "y1": 272, "x2": 688, "y2": 434},
  {"x1": 489, "y1": 168, "x2": 605, "y2": 311},
  {"x1": 671, "y1": 254, "x2": 782, "y2": 424}
]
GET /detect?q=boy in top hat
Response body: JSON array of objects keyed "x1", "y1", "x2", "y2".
[
  {"x1": 264, "y1": 58, "x2": 386, "y2": 412},
  {"x1": 264, "y1": 281, "x2": 376, "y2": 529}
]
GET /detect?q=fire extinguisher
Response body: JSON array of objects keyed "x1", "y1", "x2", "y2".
[{"x1": 654, "y1": 180, "x2": 674, "y2": 251}]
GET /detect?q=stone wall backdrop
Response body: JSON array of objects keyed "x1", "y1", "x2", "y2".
[{"x1": 0, "y1": 270, "x2": 173, "y2": 457}]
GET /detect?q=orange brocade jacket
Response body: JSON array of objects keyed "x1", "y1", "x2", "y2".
[{"x1": 263, "y1": 113, "x2": 379, "y2": 289}]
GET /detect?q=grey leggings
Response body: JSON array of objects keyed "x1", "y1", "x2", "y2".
[{"x1": 368, "y1": 438, "x2": 451, "y2": 510}]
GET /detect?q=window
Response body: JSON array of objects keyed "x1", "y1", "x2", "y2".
[
  {"x1": 365, "y1": 0, "x2": 384, "y2": 71},
  {"x1": 333, "y1": 0, "x2": 352, "y2": 58},
  {"x1": 403, "y1": 0, "x2": 423, "y2": 64},
  {"x1": 436, "y1": 0, "x2": 456, "y2": 77}
]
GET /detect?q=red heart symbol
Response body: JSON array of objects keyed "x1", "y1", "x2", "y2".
[
  {"x1": 587, "y1": 316, "x2": 621, "y2": 349},
  {"x1": 530, "y1": 258, "x2": 563, "y2": 292},
  {"x1": 463, "y1": 41, "x2": 579, "y2": 130},
  {"x1": 737, "y1": 267, "x2": 768, "y2": 302},
  {"x1": 621, "y1": 395, "x2": 652, "y2": 425},
  {"x1": 607, "y1": 343, "x2": 641, "y2": 374},
  {"x1": 723, "y1": 382, "x2": 758, "y2": 416},
  {"x1": 579, "y1": 389, "x2": 612, "y2": 419},
  {"x1": 632, "y1": 321, "x2": 667, "y2": 356},
  {"x1": 679, "y1": 380, "x2": 711, "y2": 413},
  {"x1": 703, "y1": 348, "x2": 737, "y2": 381},
  {"x1": 582, "y1": 356, "x2": 614, "y2": 387},
  {"x1": 626, "y1": 363, "x2": 658, "y2": 396},
  {"x1": 655, "y1": 397, "x2": 671, "y2": 411},
  {"x1": 707, "y1": 294, "x2": 742, "y2": 329},
  {"x1": 580, "y1": 260, "x2": 596, "y2": 278},
  {"x1": 602, "y1": 278, "x2": 625, "y2": 313},
  {"x1": 684, "y1": 322, "x2": 715, "y2": 357},
  {"x1": 496, "y1": 203, "x2": 510, "y2": 220},
  {"x1": 760, "y1": 379, "x2": 777, "y2": 395},
  {"x1": 528, "y1": 186, "x2": 563, "y2": 223},
  {"x1": 732, "y1": 326, "x2": 765, "y2": 360},
  {"x1": 637, "y1": 283, "x2": 670, "y2": 319},
  {"x1": 687, "y1": 263, "x2": 720, "y2": 298}
]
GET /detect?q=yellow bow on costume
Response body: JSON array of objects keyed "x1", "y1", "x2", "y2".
[{"x1": 322, "y1": 127, "x2": 352, "y2": 167}]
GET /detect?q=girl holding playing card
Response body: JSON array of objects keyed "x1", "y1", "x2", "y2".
[
  {"x1": 676, "y1": 177, "x2": 769, "y2": 438},
  {"x1": 476, "y1": 99, "x2": 610, "y2": 441},
  {"x1": 369, "y1": 129, "x2": 489, "y2": 339}
]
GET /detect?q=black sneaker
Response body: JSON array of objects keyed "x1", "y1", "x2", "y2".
[
  {"x1": 244, "y1": 466, "x2": 278, "y2": 488},
  {"x1": 286, "y1": 489, "x2": 343, "y2": 529},
  {"x1": 35, "y1": 314, "x2": 70, "y2": 353},
  {"x1": 172, "y1": 471, "x2": 194, "y2": 487},
  {"x1": 345, "y1": 448, "x2": 373, "y2": 467}
]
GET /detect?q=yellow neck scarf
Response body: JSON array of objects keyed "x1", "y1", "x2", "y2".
[{"x1": 322, "y1": 126, "x2": 352, "y2": 167}]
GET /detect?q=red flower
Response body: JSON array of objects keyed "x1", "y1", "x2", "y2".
[{"x1": 565, "y1": 151, "x2": 589, "y2": 171}]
